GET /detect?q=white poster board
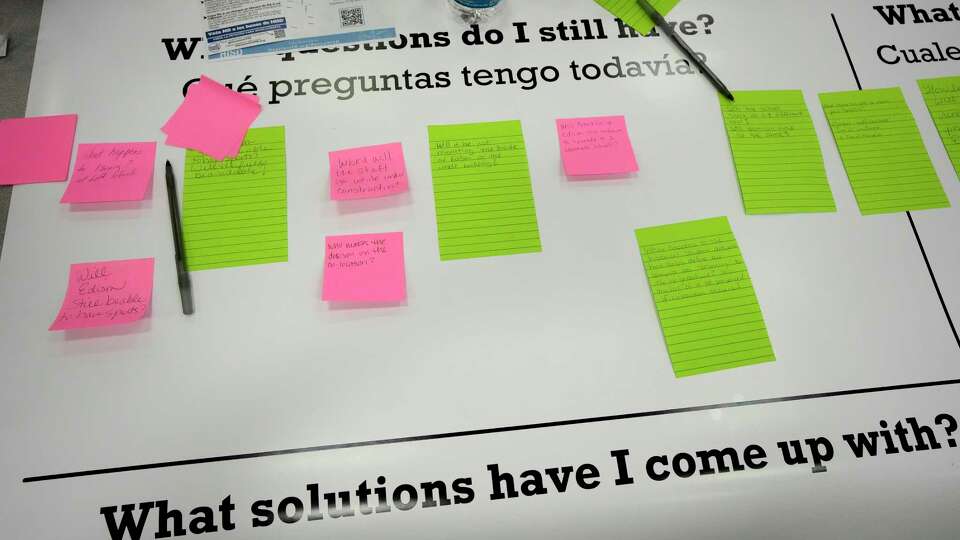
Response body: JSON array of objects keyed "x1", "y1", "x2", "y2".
[{"x1": 1, "y1": 1, "x2": 959, "y2": 538}]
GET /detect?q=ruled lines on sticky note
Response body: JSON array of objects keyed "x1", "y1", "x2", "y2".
[
  {"x1": 428, "y1": 120, "x2": 542, "y2": 261},
  {"x1": 719, "y1": 90, "x2": 836, "y2": 214},
  {"x1": 820, "y1": 88, "x2": 950, "y2": 215},
  {"x1": 594, "y1": 0, "x2": 680, "y2": 35},
  {"x1": 918, "y1": 75, "x2": 960, "y2": 179},
  {"x1": 182, "y1": 126, "x2": 288, "y2": 271},
  {"x1": 635, "y1": 217, "x2": 775, "y2": 378}
]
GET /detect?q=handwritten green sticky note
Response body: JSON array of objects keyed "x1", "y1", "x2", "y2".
[
  {"x1": 182, "y1": 126, "x2": 288, "y2": 271},
  {"x1": 635, "y1": 217, "x2": 775, "y2": 378},
  {"x1": 428, "y1": 120, "x2": 542, "y2": 261},
  {"x1": 719, "y1": 90, "x2": 836, "y2": 214},
  {"x1": 918, "y1": 75, "x2": 960, "y2": 180},
  {"x1": 594, "y1": 0, "x2": 680, "y2": 35},
  {"x1": 820, "y1": 88, "x2": 950, "y2": 215}
]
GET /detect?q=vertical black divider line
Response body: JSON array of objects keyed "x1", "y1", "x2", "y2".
[
  {"x1": 831, "y1": 13, "x2": 960, "y2": 352},
  {"x1": 907, "y1": 211, "x2": 960, "y2": 349},
  {"x1": 830, "y1": 14, "x2": 862, "y2": 91}
]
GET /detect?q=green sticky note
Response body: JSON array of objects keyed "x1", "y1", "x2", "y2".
[
  {"x1": 918, "y1": 75, "x2": 960, "y2": 180},
  {"x1": 594, "y1": 0, "x2": 680, "y2": 35},
  {"x1": 428, "y1": 120, "x2": 542, "y2": 261},
  {"x1": 182, "y1": 126, "x2": 288, "y2": 271},
  {"x1": 820, "y1": 88, "x2": 950, "y2": 215},
  {"x1": 719, "y1": 90, "x2": 836, "y2": 215},
  {"x1": 635, "y1": 217, "x2": 775, "y2": 378}
]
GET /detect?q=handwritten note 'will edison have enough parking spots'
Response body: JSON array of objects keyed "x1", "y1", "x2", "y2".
[{"x1": 636, "y1": 217, "x2": 775, "y2": 378}]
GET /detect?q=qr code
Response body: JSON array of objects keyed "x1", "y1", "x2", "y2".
[{"x1": 340, "y1": 6, "x2": 364, "y2": 27}]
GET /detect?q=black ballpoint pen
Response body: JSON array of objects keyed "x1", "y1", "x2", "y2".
[
  {"x1": 165, "y1": 160, "x2": 195, "y2": 315},
  {"x1": 635, "y1": 0, "x2": 735, "y2": 101}
]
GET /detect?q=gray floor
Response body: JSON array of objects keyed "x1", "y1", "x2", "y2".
[{"x1": 0, "y1": 0, "x2": 44, "y2": 257}]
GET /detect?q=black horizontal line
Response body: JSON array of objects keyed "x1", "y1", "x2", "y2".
[
  {"x1": 668, "y1": 327, "x2": 769, "y2": 348},
  {"x1": 639, "y1": 233, "x2": 734, "y2": 250},
  {"x1": 442, "y1": 244, "x2": 541, "y2": 258},
  {"x1": 660, "y1": 301, "x2": 758, "y2": 322},
  {"x1": 189, "y1": 255, "x2": 287, "y2": 270},
  {"x1": 664, "y1": 316, "x2": 765, "y2": 338},
  {"x1": 647, "y1": 257, "x2": 744, "y2": 279},
  {"x1": 672, "y1": 344, "x2": 773, "y2": 365},
  {"x1": 429, "y1": 134, "x2": 522, "y2": 143},
  {"x1": 439, "y1": 228, "x2": 540, "y2": 241},
  {"x1": 642, "y1": 245, "x2": 740, "y2": 265},
  {"x1": 22, "y1": 378, "x2": 960, "y2": 483},
  {"x1": 860, "y1": 193, "x2": 947, "y2": 204},
  {"x1": 670, "y1": 336, "x2": 771, "y2": 357},
  {"x1": 437, "y1": 213, "x2": 536, "y2": 226},
  {"x1": 674, "y1": 354, "x2": 774, "y2": 375},
  {"x1": 189, "y1": 248, "x2": 287, "y2": 262}
]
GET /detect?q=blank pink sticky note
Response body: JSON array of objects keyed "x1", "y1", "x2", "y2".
[
  {"x1": 322, "y1": 232, "x2": 406, "y2": 303},
  {"x1": 556, "y1": 116, "x2": 639, "y2": 177},
  {"x1": 329, "y1": 142, "x2": 409, "y2": 200},
  {"x1": 49, "y1": 258, "x2": 155, "y2": 331},
  {"x1": 0, "y1": 114, "x2": 78, "y2": 185},
  {"x1": 161, "y1": 75, "x2": 261, "y2": 160},
  {"x1": 60, "y1": 142, "x2": 157, "y2": 203}
]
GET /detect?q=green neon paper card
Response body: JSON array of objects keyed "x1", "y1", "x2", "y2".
[
  {"x1": 820, "y1": 88, "x2": 950, "y2": 215},
  {"x1": 594, "y1": 0, "x2": 681, "y2": 35},
  {"x1": 635, "y1": 217, "x2": 775, "y2": 378},
  {"x1": 428, "y1": 120, "x2": 542, "y2": 261},
  {"x1": 182, "y1": 126, "x2": 288, "y2": 271},
  {"x1": 918, "y1": 75, "x2": 960, "y2": 180},
  {"x1": 719, "y1": 90, "x2": 836, "y2": 214}
]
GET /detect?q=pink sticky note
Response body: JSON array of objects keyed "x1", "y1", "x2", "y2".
[
  {"x1": 322, "y1": 232, "x2": 406, "y2": 303},
  {"x1": 49, "y1": 258, "x2": 155, "y2": 331},
  {"x1": 556, "y1": 116, "x2": 639, "y2": 177},
  {"x1": 0, "y1": 114, "x2": 78, "y2": 185},
  {"x1": 161, "y1": 75, "x2": 261, "y2": 160},
  {"x1": 60, "y1": 142, "x2": 157, "y2": 203},
  {"x1": 329, "y1": 142, "x2": 409, "y2": 200}
]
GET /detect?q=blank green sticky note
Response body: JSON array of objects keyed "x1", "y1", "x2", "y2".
[
  {"x1": 918, "y1": 75, "x2": 960, "y2": 179},
  {"x1": 635, "y1": 217, "x2": 775, "y2": 378},
  {"x1": 594, "y1": 0, "x2": 680, "y2": 35},
  {"x1": 820, "y1": 88, "x2": 950, "y2": 215},
  {"x1": 429, "y1": 120, "x2": 542, "y2": 261},
  {"x1": 719, "y1": 90, "x2": 836, "y2": 214},
  {"x1": 182, "y1": 126, "x2": 288, "y2": 271}
]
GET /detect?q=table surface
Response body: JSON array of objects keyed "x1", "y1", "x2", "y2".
[{"x1": 0, "y1": 0, "x2": 43, "y2": 256}]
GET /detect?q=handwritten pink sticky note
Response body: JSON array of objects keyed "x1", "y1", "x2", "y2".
[
  {"x1": 556, "y1": 116, "x2": 639, "y2": 177},
  {"x1": 0, "y1": 114, "x2": 78, "y2": 185},
  {"x1": 161, "y1": 75, "x2": 261, "y2": 160},
  {"x1": 323, "y1": 232, "x2": 406, "y2": 303},
  {"x1": 60, "y1": 142, "x2": 157, "y2": 203},
  {"x1": 49, "y1": 258, "x2": 155, "y2": 331},
  {"x1": 329, "y1": 142, "x2": 409, "y2": 200}
]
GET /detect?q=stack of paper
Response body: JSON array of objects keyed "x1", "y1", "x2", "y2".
[
  {"x1": 322, "y1": 232, "x2": 406, "y2": 303},
  {"x1": 49, "y1": 258, "x2": 155, "y2": 331},
  {"x1": 918, "y1": 75, "x2": 960, "y2": 179},
  {"x1": 329, "y1": 142, "x2": 409, "y2": 200},
  {"x1": 182, "y1": 126, "x2": 288, "y2": 270},
  {"x1": 60, "y1": 142, "x2": 157, "y2": 203},
  {"x1": 162, "y1": 75, "x2": 262, "y2": 160},
  {"x1": 718, "y1": 90, "x2": 836, "y2": 214},
  {"x1": 594, "y1": 0, "x2": 680, "y2": 35},
  {"x1": 556, "y1": 115, "x2": 639, "y2": 177},
  {"x1": 0, "y1": 114, "x2": 77, "y2": 185},
  {"x1": 820, "y1": 88, "x2": 950, "y2": 215},
  {"x1": 635, "y1": 217, "x2": 776, "y2": 378},
  {"x1": 428, "y1": 120, "x2": 543, "y2": 261}
]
